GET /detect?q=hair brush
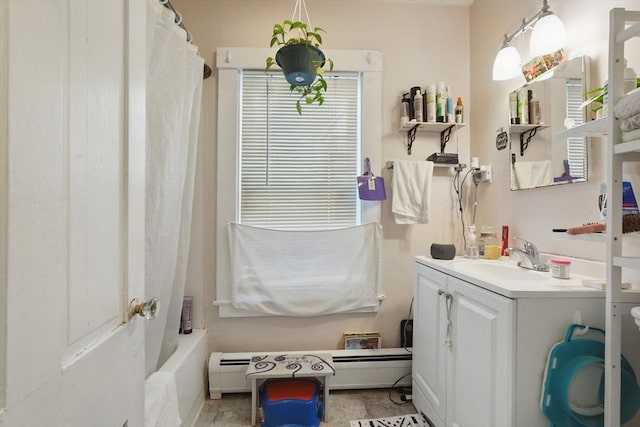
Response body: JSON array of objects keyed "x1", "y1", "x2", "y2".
[{"x1": 566, "y1": 216, "x2": 640, "y2": 235}]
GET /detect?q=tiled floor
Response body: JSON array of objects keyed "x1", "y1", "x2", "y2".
[{"x1": 194, "y1": 388, "x2": 418, "y2": 427}]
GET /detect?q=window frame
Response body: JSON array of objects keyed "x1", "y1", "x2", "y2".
[{"x1": 215, "y1": 47, "x2": 383, "y2": 317}]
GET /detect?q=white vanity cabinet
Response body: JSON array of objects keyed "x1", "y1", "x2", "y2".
[
  {"x1": 413, "y1": 261, "x2": 514, "y2": 427},
  {"x1": 411, "y1": 256, "x2": 638, "y2": 427}
]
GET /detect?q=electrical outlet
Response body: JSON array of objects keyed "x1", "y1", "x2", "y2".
[
  {"x1": 484, "y1": 163, "x2": 492, "y2": 183},
  {"x1": 475, "y1": 164, "x2": 492, "y2": 183}
]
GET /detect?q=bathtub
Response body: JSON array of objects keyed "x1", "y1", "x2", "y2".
[{"x1": 146, "y1": 329, "x2": 208, "y2": 427}]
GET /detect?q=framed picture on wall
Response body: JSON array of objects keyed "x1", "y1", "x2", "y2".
[{"x1": 344, "y1": 333, "x2": 382, "y2": 350}]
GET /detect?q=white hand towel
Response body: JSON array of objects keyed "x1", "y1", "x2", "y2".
[
  {"x1": 392, "y1": 160, "x2": 434, "y2": 224},
  {"x1": 512, "y1": 160, "x2": 553, "y2": 189}
]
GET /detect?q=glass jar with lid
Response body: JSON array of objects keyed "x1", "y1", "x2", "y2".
[{"x1": 479, "y1": 225, "x2": 501, "y2": 260}]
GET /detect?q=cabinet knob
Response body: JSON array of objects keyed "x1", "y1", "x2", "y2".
[{"x1": 438, "y1": 288, "x2": 445, "y2": 296}]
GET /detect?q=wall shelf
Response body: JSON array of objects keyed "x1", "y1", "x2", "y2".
[
  {"x1": 509, "y1": 124, "x2": 550, "y2": 156},
  {"x1": 398, "y1": 122, "x2": 466, "y2": 155},
  {"x1": 551, "y1": 231, "x2": 640, "y2": 243},
  {"x1": 509, "y1": 123, "x2": 550, "y2": 133},
  {"x1": 553, "y1": 116, "x2": 608, "y2": 140}
]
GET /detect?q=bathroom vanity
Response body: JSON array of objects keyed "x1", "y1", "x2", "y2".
[{"x1": 412, "y1": 256, "x2": 640, "y2": 427}]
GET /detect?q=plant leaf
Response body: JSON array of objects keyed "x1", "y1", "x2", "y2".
[
  {"x1": 328, "y1": 58, "x2": 334, "y2": 71},
  {"x1": 290, "y1": 21, "x2": 306, "y2": 30},
  {"x1": 266, "y1": 57, "x2": 275, "y2": 69},
  {"x1": 296, "y1": 100, "x2": 302, "y2": 115}
]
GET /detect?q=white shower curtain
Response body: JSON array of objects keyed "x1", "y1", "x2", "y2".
[{"x1": 145, "y1": 0, "x2": 204, "y2": 377}]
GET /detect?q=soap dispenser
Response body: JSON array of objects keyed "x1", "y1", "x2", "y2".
[{"x1": 465, "y1": 225, "x2": 479, "y2": 259}]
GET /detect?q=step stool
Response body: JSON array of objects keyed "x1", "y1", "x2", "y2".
[{"x1": 261, "y1": 379, "x2": 323, "y2": 427}]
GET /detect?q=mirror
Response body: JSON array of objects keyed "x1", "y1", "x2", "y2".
[{"x1": 508, "y1": 55, "x2": 590, "y2": 190}]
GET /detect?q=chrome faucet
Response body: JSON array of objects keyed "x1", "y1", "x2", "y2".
[{"x1": 505, "y1": 237, "x2": 549, "y2": 272}]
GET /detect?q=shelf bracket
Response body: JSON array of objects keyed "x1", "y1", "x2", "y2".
[
  {"x1": 519, "y1": 126, "x2": 540, "y2": 156},
  {"x1": 406, "y1": 125, "x2": 418, "y2": 155},
  {"x1": 440, "y1": 125, "x2": 454, "y2": 153}
]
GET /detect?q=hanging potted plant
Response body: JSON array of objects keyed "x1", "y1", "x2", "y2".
[{"x1": 266, "y1": 1, "x2": 334, "y2": 114}]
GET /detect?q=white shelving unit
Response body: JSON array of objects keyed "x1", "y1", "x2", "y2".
[
  {"x1": 550, "y1": 10, "x2": 640, "y2": 425},
  {"x1": 605, "y1": 8, "x2": 640, "y2": 427},
  {"x1": 554, "y1": 116, "x2": 608, "y2": 140}
]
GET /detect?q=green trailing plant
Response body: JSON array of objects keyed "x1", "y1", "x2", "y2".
[
  {"x1": 581, "y1": 85, "x2": 607, "y2": 114},
  {"x1": 581, "y1": 78, "x2": 640, "y2": 115},
  {"x1": 266, "y1": 19, "x2": 334, "y2": 114}
]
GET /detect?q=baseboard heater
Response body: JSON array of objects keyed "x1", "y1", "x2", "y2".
[{"x1": 208, "y1": 348, "x2": 412, "y2": 399}]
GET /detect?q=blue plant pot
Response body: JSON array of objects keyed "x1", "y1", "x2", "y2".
[{"x1": 275, "y1": 44, "x2": 326, "y2": 87}]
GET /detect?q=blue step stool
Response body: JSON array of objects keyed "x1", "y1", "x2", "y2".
[{"x1": 261, "y1": 379, "x2": 323, "y2": 427}]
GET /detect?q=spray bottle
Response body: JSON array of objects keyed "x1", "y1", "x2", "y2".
[{"x1": 414, "y1": 89, "x2": 423, "y2": 123}]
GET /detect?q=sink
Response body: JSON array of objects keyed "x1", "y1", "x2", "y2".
[{"x1": 448, "y1": 259, "x2": 549, "y2": 282}]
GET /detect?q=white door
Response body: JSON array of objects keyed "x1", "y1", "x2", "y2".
[
  {"x1": 1, "y1": 1, "x2": 147, "y2": 426},
  {"x1": 446, "y1": 277, "x2": 514, "y2": 427},
  {"x1": 413, "y1": 265, "x2": 448, "y2": 427}
]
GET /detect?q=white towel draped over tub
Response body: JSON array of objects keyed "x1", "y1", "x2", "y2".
[
  {"x1": 144, "y1": 372, "x2": 181, "y2": 427},
  {"x1": 391, "y1": 160, "x2": 434, "y2": 224},
  {"x1": 228, "y1": 222, "x2": 382, "y2": 316}
]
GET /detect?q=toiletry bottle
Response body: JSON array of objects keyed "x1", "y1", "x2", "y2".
[
  {"x1": 465, "y1": 225, "x2": 479, "y2": 259},
  {"x1": 436, "y1": 81, "x2": 446, "y2": 123},
  {"x1": 455, "y1": 97, "x2": 464, "y2": 123},
  {"x1": 414, "y1": 89, "x2": 423, "y2": 123},
  {"x1": 426, "y1": 84, "x2": 436, "y2": 122},
  {"x1": 518, "y1": 89, "x2": 528, "y2": 125},
  {"x1": 509, "y1": 91, "x2": 518, "y2": 124},
  {"x1": 529, "y1": 93, "x2": 540, "y2": 125},
  {"x1": 409, "y1": 86, "x2": 421, "y2": 120},
  {"x1": 446, "y1": 93, "x2": 454, "y2": 123},
  {"x1": 401, "y1": 93, "x2": 411, "y2": 126},
  {"x1": 479, "y1": 225, "x2": 500, "y2": 259},
  {"x1": 181, "y1": 296, "x2": 193, "y2": 334}
]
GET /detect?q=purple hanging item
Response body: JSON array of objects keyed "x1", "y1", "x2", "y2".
[{"x1": 357, "y1": 158, "x2": 386, "y2": 201}]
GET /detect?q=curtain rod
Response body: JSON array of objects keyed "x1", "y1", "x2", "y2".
[{"x1": 160, "y1": 0, "x2": 212, "y2": 79}]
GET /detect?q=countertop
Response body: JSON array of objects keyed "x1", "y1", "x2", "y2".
[{"x1": 415, "y1": 256, "x2": 616, "y2": 299}]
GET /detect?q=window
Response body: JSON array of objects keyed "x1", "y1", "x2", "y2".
[
  {"x1": 565, "y1": 78, "x2": 587, "y2": 179},
  {"x1": 240, "y1": 71, "x2": 360, "y2": 230},
  {"x1": 215, "y1": 47, "x2": 383, "y2": 317}
]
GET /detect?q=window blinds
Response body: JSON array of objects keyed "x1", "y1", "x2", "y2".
[
  {"x1": 566, "y1": 79, "x2": 586, "y2": 178},
  {"x1": 239, "y1": 71, "x2": 361, "y2": 230}
]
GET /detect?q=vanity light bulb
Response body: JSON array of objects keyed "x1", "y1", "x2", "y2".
[
  {"x1": 530, "y1": 13, "x2": 567, "y2": 57},
  {"x1": 492, "y1": 46, "x2": 522, "y2": 81}
]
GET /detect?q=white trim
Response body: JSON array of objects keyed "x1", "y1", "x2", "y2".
[
  {"x1": 215, "y1": 47, "x2": 383, "y2": 318},
  {"x1": 0, "y1": 0, "x2": 7, "y2": 410}
]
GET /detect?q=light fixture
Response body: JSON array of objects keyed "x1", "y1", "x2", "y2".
[
  {"x1": 491, "y1": 0, "x2": 566, "y2": 81},
  {"x1": 530, "y1": 11, "x2": 567, "y2": 56},
  {"x1": 492, "y1": 38, "x2": 522, "y2": 81}
]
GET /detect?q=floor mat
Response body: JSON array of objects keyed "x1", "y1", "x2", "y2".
[{"x1": 349, "y1": 413, "x2": 430, "y2": 427}]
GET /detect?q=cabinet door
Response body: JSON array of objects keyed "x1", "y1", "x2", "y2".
[
  {"x1": 445, "y1": 276, "x2": 515, "y2": 427},
  {"x1": 413, "y1": 265, "x2": 448, "y2": 427}
]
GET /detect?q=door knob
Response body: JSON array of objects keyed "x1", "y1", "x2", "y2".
[{"x1": 130, "y1": 297, "x2": 159, "y2": 320}]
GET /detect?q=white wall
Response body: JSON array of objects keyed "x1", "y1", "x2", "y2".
[
  {"x1": 470, "y1": 0, "x2": 640, "y2": 261},
  {"x1": 178, "y1": 0, "x2": 640, "y2": 355},
  {"x1": 176, "y1": 0, "x2": 470, "y2": 352}
]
